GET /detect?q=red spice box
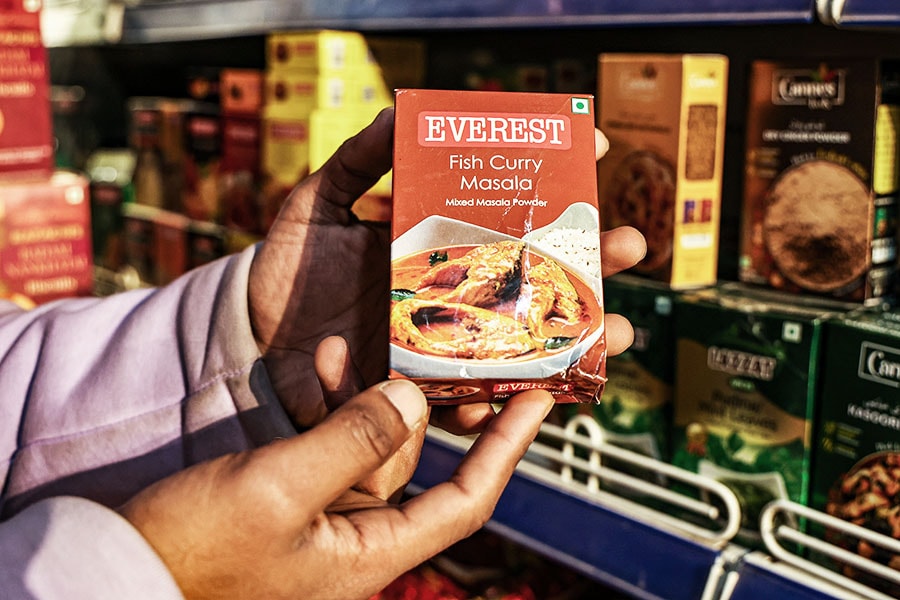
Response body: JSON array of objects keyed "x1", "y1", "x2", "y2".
[
  {"x1": 0, "y1": 171, "x2": 92, "y2": 305},
  {"x1": 0, "y1": 0, "x2": 53, "y2": 180},
  {"x1": 390, "y1": 89, "x2": 607, "y2": 404}
]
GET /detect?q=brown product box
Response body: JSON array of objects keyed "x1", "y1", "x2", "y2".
[
  {"x1": 597, "y1": 53, "x2": 728, "y2": 289},
  {"x1": 219, "y1": 69, "x2": 264, "y2": 234},
  {"x1": 152, "y1": 208, "x2": 189, "y2": 286},
  {"x1": 0, "y1": 171, "x2": 93, "y2": 305},
  {"x1": 391, "y1": 89, "x2": 606, "y2": 404},
  {"x1": 121, "y1": 202, "x2": 158, "y2": 285},
  {"x1": 0, "y1": 0, "x2": 53, "y2": 180},
  {"x1": 221, "y1": 69, "x2": 263, "y2": 117},
  {"x1": 181, "y1": 101, "x2": 221, "y2": 222},
  {"x1": 740, "y1": 59, "x2": 900, "y2": 304}
]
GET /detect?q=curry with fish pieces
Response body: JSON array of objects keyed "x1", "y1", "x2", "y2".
[{"x1": 390, "y1": 241, "x2": 601, "y2": 362}]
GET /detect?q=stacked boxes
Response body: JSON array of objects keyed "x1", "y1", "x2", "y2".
[
  {"x1": 0, "y1": 0, "x2": 53, "y2": 180},
  {"x1": 262, "y1": 30, "x2": 393, "y2": 222},
  {"x1": 219, "y1": 68, "x2": 265, "y2": 235},
  {"x1": 597, "y1": 53, "x2": 729, "y2": 289},
  {"x1": 0, "y1": 172, "x2": 93, "y2": 305},
  {"x1": 740, "y1": 59, "x2": 900, "y2": 304},
  {"x1": 671, "y1": 283, "x2": 854, "y2": 544},
  {"x1": 810, "y1": 309, "x2": 900, "y2": 596},
  {"x1": 0, "y1": 1, "x2": 93, "y2": 306}
]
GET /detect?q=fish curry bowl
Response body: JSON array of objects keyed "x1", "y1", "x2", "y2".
[{"x1": 389, "y1": 216, "x2": 605, "y2": 380}]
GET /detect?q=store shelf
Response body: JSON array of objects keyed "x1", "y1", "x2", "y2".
[
  {"x1": 409, "y1": 419, "x2": 899, "y2": 600},
  {"x1": 410, "y1": 420, "x2": 743, "y2": 600},
  {"x1": 724, "y1": 553, "x2": 890, "y2": 600},
  {"x1": 818, "y1": 0, "x2": 900, "y2": 27},
  {"x1": 114, "y1": 0, "x2": 817, "y2": 44}
]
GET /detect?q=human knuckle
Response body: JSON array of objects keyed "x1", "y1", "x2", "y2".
[{"x1": 344, "y1": 403, "x2": 396, "y2": 461}]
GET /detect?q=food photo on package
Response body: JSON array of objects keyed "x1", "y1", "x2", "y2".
[{"x1": 389, "y1": 89, "x2": 607, "y2": 405}]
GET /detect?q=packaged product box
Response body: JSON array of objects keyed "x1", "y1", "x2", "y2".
[
  {"x1": 152, "y1": 208, "x2": 189, "y2": 286},
  {"x1": 259, "y1": 114, "x2": 309, "y2": 229},
  {"x1": 671, "y1": 283, "x2": 854, "y2": 544},
  {"x1": 267, "y1": 30, "x2": 375, "y2": 72},
  {"x1": 740, "y1": 59, "x2": 900, "y2": 304},
  {"x1": 181, "y1": 101, "x2": 221, "y2": 222},
  {"x1": 809, "y1": 309, "x2": 900, "y2": 596},
  {"x1": 390, "y1": 89, "x2": 607, "y2": 404},
  {"x1": 263, "y1": 68, "x2": 390, "y2": 120},
  {"x1": 221, "y1": 69, "x2": 263, "y2": 117},
  {"x1": 567, "y1": 273, "x2": 679, "y2": 461},
  {"x1": 86, "y1": 148, "x2": 136, "y2": 271},
  {"x1": 0, "y1": 0, "x2": 54, "y2": 179},
  {"x1": 0, "y1": 171, "x2": 92, "y2": 304},
  {"x1": 596, "y1": 53, "x2": 728, "y2": 289},
  {"x1": 127, "y1": 97, "x2": 189, "y2": 212},
  {"x1": 187, "y1": 219, "x2": 225, "y2": 271},
  {"x1": 220, "y1": 69, "x2": 264, "y2": 234},
  {"x1": 121, "y1": 202, "x2": 158, "y2": 285}
]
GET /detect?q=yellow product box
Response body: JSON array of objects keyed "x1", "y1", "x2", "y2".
[
  {"x1": 267, "y1": 30, "x2": 374, "y2": 72},
  {"x1": 260, "y1": 114, "x2": 309, "y2": 187},
  {"x1": 263, "y1": 67, "x2": 391, "y2": 120},
  {"x1": 309, "y1": 108, "x2": 392, "y2": 197},
  {"x1": 597, "y1": 53, "x2": 728, "y2": 289}
]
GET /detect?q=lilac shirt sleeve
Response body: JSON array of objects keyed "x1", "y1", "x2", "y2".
[{"x1": 0, "y1": 244, "x2": 297, "y2": 597}]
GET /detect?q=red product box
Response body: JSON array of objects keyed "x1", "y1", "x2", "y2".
[
  {"x1": 0, "y1": 0, "x2": 53, "y2": 179},
  {"x1": 390, "y1": 89, "x2": 607, "y2": 404},
  {"x1": 0, "y1": 171, "x2": 93, "y2": 304}
]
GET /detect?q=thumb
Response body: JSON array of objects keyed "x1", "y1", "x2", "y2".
[{"x1": 268, "y1": 379, "x2": 427, "y2": 519}]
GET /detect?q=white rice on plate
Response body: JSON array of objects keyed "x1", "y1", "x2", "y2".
[{"x1": 529, "y1": 227, "x2": 601, "y2": 278}]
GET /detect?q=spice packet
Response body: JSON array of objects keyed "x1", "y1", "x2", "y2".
[{"x1": 390, "y1": 89, "x2": 607, "y2": 404}]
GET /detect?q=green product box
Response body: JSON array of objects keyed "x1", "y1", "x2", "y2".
[
  {"x1": 810, "y1": 309, "x2": 900, "y2": 596},
  {"x1": 672, "y1": 283, "x2": 854, "y2": 544},
  {"x1": 569, "y1": 273, "x2": 678, "y2": 462}
]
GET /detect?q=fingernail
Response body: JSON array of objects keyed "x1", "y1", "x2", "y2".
[{"x1": 379, "y1": 380, "x2": 427, "y2": 429}]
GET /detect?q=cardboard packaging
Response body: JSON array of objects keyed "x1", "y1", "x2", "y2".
[
  {"x1": 567, "y1": 273, "x2": 678, "y2": 461},
  {"x1": 262, "y1": 30, "x2": 393, "y2": 225},
  {"x1": 390, "y1": 89, "x2": 607, "y2": 404},
  {"x1": 86, "y1": 148, "x2": 136, "y2": 271},
  {"x1": 0, "y1": 171, "x2": 93, "y2": 304},
  {"x1": 740, "y1": 59, "x2": 900, "y2": 304},
  {"x1": 597, "y1": 53, "x2": 728, "y2": 289},
  {"x1": 0, "y1": 0, "x2": 54, "y2": 180},
  {"x1": 219, "y1": 69, "x2": 264, "y2": 234},
  {"x1": 266, "y1": 30, "x2": 375, "y2": 72},
  {"x1": 809, "y1": 309, "x2": 900, "y2": 597},
  {"x1": 671, "y1": 283, "x2": 855, "y2": 545}
]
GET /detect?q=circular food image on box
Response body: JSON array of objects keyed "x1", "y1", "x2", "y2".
[
  {"x1": 390, "y1": 219, "x2": 604, "y2": 379},
  {"x1": 825, "y1": 451, "x2": 900, "y2": 595},
  {"x1": 763, "y1": 160, "x2": 871, "y2": 293},
  {"x1": 605, "y1": 150, "x2": 676, "y2": 274}
]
